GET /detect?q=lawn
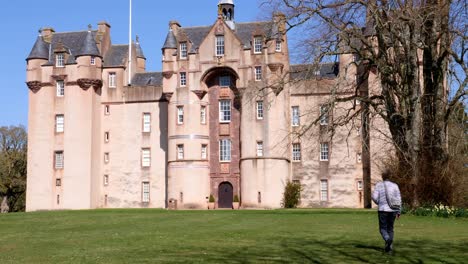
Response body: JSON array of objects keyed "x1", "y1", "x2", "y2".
[{"x1": 0, "y1": 209, "x2": 466, "y2": 263}]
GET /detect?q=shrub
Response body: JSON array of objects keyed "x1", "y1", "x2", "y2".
[
  {"x1": 208, "y1": 194, "x2": 215, "y2": 203},
  {"x1": 233, "y1": 195, "x2": 239, "y2": 203},
  {"x1": 408, "y1": 204, "x2": 468, "y2": 218},
  {"x1": 282, "y1": 181, "x2": 302, "y2": 208}
]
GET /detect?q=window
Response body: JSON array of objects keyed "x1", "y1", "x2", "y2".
[
  {"x1": 257, "y1": 141, "x2": 263, "y2": 157},
  {"x1": 219, "y1": 139, "x2": 231, "y2": 162},
  {"x1": 256, "y1": 101, "x2": 264, "y2": 119},
  {"x1": 180, "y1": 42, "x2": 187, "y2": 59},
  {"x1": 320, "y1": 143, "x2": 329, "y2": 161},
  {"x1": 254, "y1": 36, "x2": 262, "y2": 53},
  {"x1": 56, "y1": 80, "x2": 64, "y2": 97},
  {"x1": 292, "y1": 143, "x2": 301, "y2": 161},
  {"x1": 357, "y1": 180, "x2": 363, "y2": 191},
  {"x1": 55, "y1": 151, "x2": 64, "y2": 169},
  {"x1": 142, "y1": 182, "x2": 150, "y2": 203},
  {"x1": 104, "y1": 132, "x2": 110, "y2": 143},
  {"x1": 56, "y1": 178, "x2": 61, "y2": 186},
  {"x1": 275, "y1": 40, "x2": 282, "y2": 52},
  {"x1": 177, "y1": 106, "x2": 184, "y2": 124},
  {"x1": 180, "y1": 72, "x2": 187, "y2": 86},
  {"x1": 55, "y1": 115, "x2": 64, "y2": 133},
  {"x1": 143, "y1": 113, "x2": 151, "y2": 132},
  {"x1": 320, "y1": 180, "x2": 328, "y2": 201},
  {"x1": 104, "y1": 105, "x2": 110, "y2": 115},
  {"x1": 104, "y1": 175, "x2": 109, "y2": 186},
  {"x1": 201, "y1": 144, "x2": 208, "y2": 159},
  {"x1": 320, "y1": 105, "x2": 329, "y2": 125},
  {"x1": 177, "y1": 144, "x2": 184, "y2": 160},
  {"x1": 219, "y1": 76, "x2": 231, "y2": 87},
  {"x1": 57, "y1": 195, "x2": 60, "y2": 205},
  {"x1": 142, "y1": 148, "x2": 151, "y2": 167},
  {"x1": 109, "y1": 72, "x2": 116, "y2": 88},
  {"x1": 200, "y1": 106, "x2": 207, "y2": 124},
  {"x1": 255, "y1": 66, "x2": 262, "y2": 81},
  {"x1": 219, "y1": 100, "x2": 231, "y2": 122},
  {"x1": 216, "y1": 35, "x2": 225, "y2": 56},
  {"x1": 292, "y1": 106, "x2": 300, "y2": 126},
  {"x1": 357, "y1": 153, "x2": 362, "y2": 163},
  {"x1": 91, "y1": 56, "x2": 96, "y2": 65},
  {"x1": 56, "y1": 53, "x2": 65, "y2": 67},
  {"x1": 104, "y1": 152, "x2": 109, "y2": 163}
]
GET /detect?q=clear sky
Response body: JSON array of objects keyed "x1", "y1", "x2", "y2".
[{"x1": 0, "y1": 0, "x2": 266, "y2": 128}]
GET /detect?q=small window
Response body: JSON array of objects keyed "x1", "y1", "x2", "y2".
[
  {"x1": 257, "y1": 141, "x2": 263, "y2": 157},
  {"x1": 57, "y1": 194, "x2": 60, "y2": 205},
  {"x1": 104, "y1": 105, "x2": 110, "y2": 115},
  {"x1": 177, "y1": 106, "x2": 184, "y2": 125},
  {"x1": 142, "y1": 182, "x2": 150, "y2": 203},
  {"x1": 216, "y1": 35, "x2": 225, "y2": 56},
  {"x1": 292, "y1": 143, "x2": 301, "y2": 161},
  {"x1": 56, "y1": 53, "x2": 65, "y2": 67},
  {"x1": 275, "y1": 40, "x2": 282, "y2": 52},
  {"x1": 180, "y1": 72, "x2": 187, "y2": 87},
  {"x1": 254, "y1": 36, "x2": 262, "y2": 53},
  {"x1": 143, "y1": 113, "x2": 151, "y2": 133},
  {"x1": 56, "y1": 178, "x2": 61, "y2": 187},
  {"x1": 109, "y1": 72, "x2": 116, "y2": 88},
  {"x1": 320, "y1": 143, "x2": 329, "y2": 161},
  {"x1": 357, "y1": 180, "x2": 363, "y2": 191},
  {"x1": 201, "y1": 106, "x2": 207, "y2": 124},
  {"x1": 55, "y1": 151, "x2": 64, "y2": 169},
  {"x1": 201, "y1": 144, "x2": 208, "y2": 159},
  {"x1": 91, "y1": 56, "x2": 96, "y2": 65},
  {"x1": 180, "y1": 42, "x2": 188, "y2": 59},
  {"x1": 219, "y1": 100, "x2": 231, "y2": 123},
  {"x1": 357, "y1": 153, "x2": 362, "y2": 163},
  {"x1": 255, "y1": 66, "x2": 262, "y2": 81},
  {"x1": 104, "y1": 152, "x2": 109, "y2": 163},
  {"x1": 219, "y1": 76, "x2": 231, "y2": 87},
  {"x1": 292, "y1": 106, "x2": 300, "y2": 126},
  {"x1": 142, "y1": 148, "x2": 151, "y2": 167},
  {"x1": 177, "y1": 144, "x2": 184, "y2": 160},
  {"x1": 219, "y1": 139, "x2": 231, "y2": 162},
  {"x1": 104, "y1": 175, "x2": 109, "y2": 186},
  {"x1": 320, "y1": 105, "x2": 329, "y2": 126},
  {"x1": 320, "y1": 180, "x2": 328, "y2": 201},
  {"x1": 56, "y1": 80, "x2": 64, "y2": 97},
  {"x1": 55, "y1": 114, "x2": 64, "y2": 133},
  {"x1": 104, "y1": 132, "x2": 109, "y2": 143},
  {"x1": 256, "y1": 101, "x2": 264, "y2": 120}
]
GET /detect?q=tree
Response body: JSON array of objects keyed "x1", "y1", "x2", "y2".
[
  {"x1": 0, "y1": 126, "x2": 27, "y2": 212},
  {"x1": 263, "y1": 0, "x2": 467, "y2": 207}
]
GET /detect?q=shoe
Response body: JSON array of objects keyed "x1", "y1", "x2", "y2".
[{"x1": 385, "y1": 240, "x2": 393, "y2": 253}]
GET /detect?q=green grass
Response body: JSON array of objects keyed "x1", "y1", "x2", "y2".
[{"x1": 0, "y1": 209, "x2": 466, "y2": 263}]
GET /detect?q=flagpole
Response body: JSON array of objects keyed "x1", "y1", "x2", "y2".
[{"x1": 128, "y1": 0, "x2": 132, "y2": 86}]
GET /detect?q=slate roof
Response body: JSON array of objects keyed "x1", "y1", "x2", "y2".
[
  {"x1": 166, "y1": 21, "x2": 275, "y2": 51},
  {"x1": 131, "y1": 72, "x2": 163, "y2": 87},
  {"x1": 135, "y1": 42, "x2": 145, "y2": 59},
  {"x1": 27, "y1": 35, "x2": 49, "y2": 61},
  {"x1": 103, "y1": 45, "x2": 128, "y2": 67},
  {"x1": 77, "y1": 30, "x2": 101, "y2": 57},
  {"x1": 290, "y1": 63, "x2": 339, "y2": 80}
]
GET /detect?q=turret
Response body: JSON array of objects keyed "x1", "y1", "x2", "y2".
[
  {"x1": 218, "y1": 0, "x2": 235, "y2": 30},
  {"x1": 76, "y1": 25, "x2": 102, "y2": 80},
  {"x1": 26, "y1": 31, "x2": 50, "y2": 84},
  {"x1": 135, "y1": 35, "x2": 146, "y2": 72}
]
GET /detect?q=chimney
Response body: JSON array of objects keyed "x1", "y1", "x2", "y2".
[
  {"x1": 273, "y1": 12, "x2": 286, "y2": 35},
  {"x1": 98, "y1": 21, "x2": 111, "y2": 34},
  {"x1": 169, "y1": 21, "x2": 181, "y2": 34},
  {"x1": 41, "y1": 27, "x2": 55, "y2": 43}
]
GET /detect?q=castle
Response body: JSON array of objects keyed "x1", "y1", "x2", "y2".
[{"x1": 26, "y1": 0, "x2": 381, "y2": 211}]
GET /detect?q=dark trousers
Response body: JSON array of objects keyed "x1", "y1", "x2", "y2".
[{"x1": 378, "y1": 211, "x2": 397, "y2": 243}]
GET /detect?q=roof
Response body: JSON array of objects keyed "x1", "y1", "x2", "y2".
[
  {"x1": 77, "y1": 30, "x2": 101, "y2": 58},
  {"x1": 131, "y1": 72, "x2": 163, "y2": 86},
  {"x1": 290, "y1": 63, "x2": 339, "y2": 80},
  {"x1": 26, "y1": 35, "x2": 49, "y2": 61},
  {"x1": 103, "y1": 45, "x2": 128, "y2": 67},
  {"x1": 166, "y1": 21, "x2": 274, "y2": 51},
  {"x1": 219, "y1": 0, "x2": 234, "y2": 4}
]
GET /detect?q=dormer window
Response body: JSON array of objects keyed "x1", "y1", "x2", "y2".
[
  {"x1": 216, "y1": 36, "x2": 225, "y2": 56},
  {"x1": 254, "y1": 36, "x2": 263, "y2": 54},
  {"x1": 56, "y1": 53, "x2": 65, "y2": 67},
  {"x1": 180, "y1": 42, "x2": 187, "y2": 59}
]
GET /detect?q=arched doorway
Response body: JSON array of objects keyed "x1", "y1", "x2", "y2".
[{"x1": 218, "y1": 182, "x2": 233, "y2": 208}]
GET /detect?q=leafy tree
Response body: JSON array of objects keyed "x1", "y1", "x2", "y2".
[
  {"x1": 0, "y1": 126, "x2": 27, "y2": 212},
  {"x1": 282, "y1": 180, "x2": 302, "y2": 208},
  {"x1": 264, "y1": 0, "x2": 467, "y2": 207}
]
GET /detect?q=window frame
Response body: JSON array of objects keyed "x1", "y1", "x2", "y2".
[
  {"x1": 104, "y1": 131, "x2": 110, "y2": 143},
  {"x1": 177, "y1": 144, "x2": 184, "y2": 160},
  {"x1": 256, "y1": 101, "x2": 264, "y2": 120},
  {"x1": 177, "y1": 106, "x2": 184, "y2": 125},
  {"x1": 215, "y1": 35, "x2": 225, "y2": 56},
  {"x1": 56, "y1": 53, "x2": 65, "y2": 67},
  {"x1": 256, "y1": 141, "x2": 264, "y2": 157},
  {"x1": 320, "y1": 179, "x2": 329, "y2": 201},
  {"x1": 143, "y1": 113, "x2": 151, "y2": 133},
  {"x1": 255, "y1": 66, "x2": 262, "y2": 81},
  {"x1": 55, "y1": 114, "x2": 64, "y2": 133},
  {"x1": 142, "y1": 182, "x2": 150, "y2": 203},
  {"x1": 254, "y1": 36, "x2": 263, "y2": 54},
  {"x1": 104, "y1": 152, "x2": 109, "y2": 163},
  {"x1": 141, "y1": 148, "x2": 151, "y2": 167},
  {"x1": 104, "y1": 175, "x2": 109, "y2": 186},
  {"x1": 275, "y1": 40, "x2": 282, "y2": 52},
  {"x1": 320, "y1": 105, "x2": 329, "y2": 126},
  {"x1": 219, "y1": 139, "x2": 232, "y2": 162},
  {"x1": 180, "y1": 72, "x2": 187, "y2": 87},
  {"x1": 320, "y1": 143, "x2": 329, "y2": 161},
  {"x1": 219, "y1": 100, "x2": 231, "y2": 123},
  {"x1": 108, "y1": 72, "x2": 116, "y2": 88},
  {"x1": 219, "y1": 76, "x2": 231, "y2": 87},
  {"x1": 200, "y1": 106, "x2": 207, "y2": 124},
  {"x1": 180, "y1": 42, "x2": 188, "y2": 59},
  {"x1": 201, "y1": 144, "x2": 208, "y2": 160},
  {"x1": 104, "y1": 105, "x2": 110, "y2": 115},
  {"x1": 56, "y1": 80, "x2": 64, "y2": 97},
  {"x1": 292, "y1": 106, "x2": 300, "y2": 126},
  {"x1": 54, "y1": 151, "x2": 64, "y2": 169},
  {"x1": 90, "y1": 56, "x2": 96, "y2": 65},
  {"x1": 292, "y1": 143, "x2": 301, "y2": 162}
]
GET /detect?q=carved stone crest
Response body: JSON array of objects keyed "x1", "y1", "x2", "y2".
[
  {"x1": 77, "y1": 78, "x2": 103, "y2": 91},
  {"x1": 26, "y1": 81, "x2": 43, "y2": 93},
  {"x1": 192, "y1": 90, "x2": 207, "y2": 100}
]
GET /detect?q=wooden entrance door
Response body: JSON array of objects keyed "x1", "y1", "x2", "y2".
[{"x1": 218, "y1": 182, "x2": 233, "y2": 208}]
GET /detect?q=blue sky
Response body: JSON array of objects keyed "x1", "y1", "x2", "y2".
[{"x1": 0, "y1": 0, "x2": 266, "y2": 127}]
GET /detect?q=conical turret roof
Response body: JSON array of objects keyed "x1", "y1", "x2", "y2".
[
  {"x1": 162, "y1": 30, "x2": 177, "y2": 49},
  {"x1": 135, "y1": 36, "x2": 146, "y2": 59},
  {"x1": 77, "y1": 26, "x2": 101, "y2": 58},
  {"x1": 26, "y1": 35, "x2": 49, "y2": 61}
]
